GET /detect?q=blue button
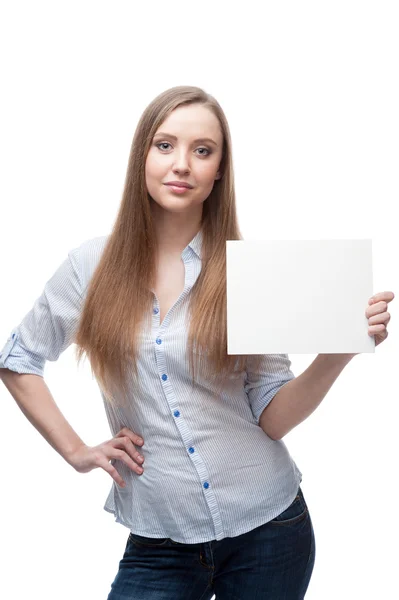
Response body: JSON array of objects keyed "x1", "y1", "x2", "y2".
[
  {"x1": 174, "y1": 410, "x2": 180, "y2": 417},
  {"x1": 203, "y1": 482, "x2": 209, "y2": 489},
  {"x1": 188, "y1": 447, "x2": 194, "y2": 454},
  {"x1": 156, "y1": 338, "x2": 162, "y2": 345},
  {"x1": 153, "y1": 307, "x2": 159, "y2": 314},
  {"x1": 162, "y1": 374, "x2": 168, "y2": 381}
]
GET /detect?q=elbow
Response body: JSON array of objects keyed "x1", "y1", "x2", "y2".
[
  {"x1": 259, "y1": 411, "x2": 281, "y2": 441},
  {"x1": 262, "y1": 428, "x2": 282, "y2": 442},
  {"x1": 268, "y1": 431, "x2": 283, "y2": 442}
]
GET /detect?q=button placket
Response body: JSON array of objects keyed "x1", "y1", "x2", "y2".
[{"x1": 149, "y1": 258, "x2": 223, "y2": 538}]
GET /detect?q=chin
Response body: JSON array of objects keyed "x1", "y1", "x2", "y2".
[{"x1": 150, "y1": 197, "x2": 191, "y2": 212}]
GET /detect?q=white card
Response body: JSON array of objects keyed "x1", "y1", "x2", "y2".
[{"x1": 226, "y1": 239, "x2": 374, "y2": 354}]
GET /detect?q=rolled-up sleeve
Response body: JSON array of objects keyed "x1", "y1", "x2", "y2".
[
  {"x1": 0, "y1": 248, "x2": 83, "y2": 377},
  {"x1": 245, "y1": 354, "x2": 295, "y2": 425}
]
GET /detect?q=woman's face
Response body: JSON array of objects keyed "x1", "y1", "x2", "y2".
[{"x1": 145, "y1": 103, "x2": 223, "y2": 214}]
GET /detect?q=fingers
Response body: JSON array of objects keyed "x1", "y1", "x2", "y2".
[
  {"x1": 98, "y1": 455, "x2": 127, "y2": 488},
  {"x1": 102, "y1": 428, "x2": 145, "y2": 487},
  {"x1": 368, "y1": 311, "x2": 391, "y2": 326},
  {"x1": 109, "y1": 446, "x2": 144, "y2": 477},
  {"x1": 369, "y1": 292, "x2": 395, "y2": 305},
  {"x1": 123, "y1": 435, "x2": 145, "y2": 465},
  {"x1": 366, "y1": 301, "x2": 387, "y2": 317},
  {"x1": 117, "y1": 427, "x2": 144, "y2": 447},
  {"x1": 111, "y1": 437, "x2": 144, "y2": 469},
  {"x1": 114, "y1": 435, "x2": 145, "y2": 464},
  {"x1": 368, "y1": 324, "x2": 386, "y2": 334},
  {"x1": 118, "y1": 428, "x2": 145, "y2": 463}
]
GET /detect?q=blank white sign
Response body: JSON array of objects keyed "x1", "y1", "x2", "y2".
[{"x1": 226, "y1": 239, "x2": 374, "y2": 355}]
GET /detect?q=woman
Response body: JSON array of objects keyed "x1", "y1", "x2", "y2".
[{"x1": 0, "y1": 86, "x2": 393, "y2": 599}]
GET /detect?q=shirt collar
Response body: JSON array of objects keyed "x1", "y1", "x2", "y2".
[{"x1": 188, "y1": 228, "x2": 203, "y2": 259}]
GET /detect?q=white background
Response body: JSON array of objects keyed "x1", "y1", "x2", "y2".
[{"x1": 0, "y1": 1, "x2": 398, "y2": 598}]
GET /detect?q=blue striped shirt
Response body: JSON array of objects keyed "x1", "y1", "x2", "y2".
[{"x1": 0, "y1": 230, "x2": 302, "y2": 543}]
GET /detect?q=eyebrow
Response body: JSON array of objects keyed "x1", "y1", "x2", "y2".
[{"x1": 153, "y1": 132, "x2": 218, "y2": 146}]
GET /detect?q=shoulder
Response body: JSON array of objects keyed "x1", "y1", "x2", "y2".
[
  {"x1": 68, "y1": 234, "x2": 110, "y2": 290},
  {"x1": 70, "y1": 234, "x2": 109, "y2": 260}
]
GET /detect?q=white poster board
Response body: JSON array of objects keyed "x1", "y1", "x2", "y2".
[{"x1": 226, "y1": 239, "x2": 374, "y2": 355}]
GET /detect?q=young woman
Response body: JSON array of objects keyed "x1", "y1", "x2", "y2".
[{"x1": 0, "y1": 86, "x2": 393, "y2": 599}]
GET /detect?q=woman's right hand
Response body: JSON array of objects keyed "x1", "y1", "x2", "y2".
[{"x1": 67, "y1": 427, "x2": 145, "y2": 488}]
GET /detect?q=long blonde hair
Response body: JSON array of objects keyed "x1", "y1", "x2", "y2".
[{"x1": 74, "y1": 85, "x2": 262, "y2": 406}]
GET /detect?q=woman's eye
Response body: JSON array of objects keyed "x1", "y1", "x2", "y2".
[
  {"x1": 156, "y1": 142, "x2": 172, "y2": 151},
  {"x1": 155, "y1": 142, "x2": 210, "y2": 156},
  {"x1": 196, "y1": 148, "x2": 210, "y2": 156}
]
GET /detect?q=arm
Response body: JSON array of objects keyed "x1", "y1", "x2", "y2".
[
  {"x1": 259, "y1": 353, "x2": 355, "y2": 440},
  {"x1": 0, "y1": 244, "x2": 86, "y2": 462},
  {"x1": 0, "y1": 369, "x2": 86, "y2": 464}
]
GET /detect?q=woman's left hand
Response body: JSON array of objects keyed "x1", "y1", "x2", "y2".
[{"x1": 366, "y1": 291, "x2": 395, "y2": 347}]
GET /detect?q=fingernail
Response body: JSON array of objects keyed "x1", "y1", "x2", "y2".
[{"x1": 137, "y1": 438, "x2": 143, "y2": 444}]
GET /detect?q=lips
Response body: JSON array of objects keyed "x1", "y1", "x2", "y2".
[{"x1": 164, "y1": 182, "x2": 193, "y2": 189}]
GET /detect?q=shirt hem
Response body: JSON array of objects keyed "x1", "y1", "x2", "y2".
[{"x1": 103, "y1": 472, "x2": 303, "y2": 544}]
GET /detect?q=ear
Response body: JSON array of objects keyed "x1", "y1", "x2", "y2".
[{"x1": 215, "y1": 170, "x2": 222, "y2": 181}]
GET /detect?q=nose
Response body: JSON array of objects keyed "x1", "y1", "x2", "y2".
[{"x1": 172, "y1": 149, "x2": 190, "y2": 175}]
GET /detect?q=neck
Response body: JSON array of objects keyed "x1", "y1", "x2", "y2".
[{"x1": 151, "y1": 201, "x2": 202, "y2": 256}]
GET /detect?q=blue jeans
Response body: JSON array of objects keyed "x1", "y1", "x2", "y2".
[{"x1": 107, "y1": 485, "x2": 315, "y2": 599}]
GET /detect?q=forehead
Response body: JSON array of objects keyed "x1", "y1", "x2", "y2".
[{"x1": 155, "y1": 104, "x2": 222, "y2": 140}]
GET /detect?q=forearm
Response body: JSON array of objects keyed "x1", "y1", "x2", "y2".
[
  {"x1": 259, "y1": 354, "x2": 356, "y2": 440},
  {"x1": 0, "y1": 369, "x2": 86, "y2": 465}
]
